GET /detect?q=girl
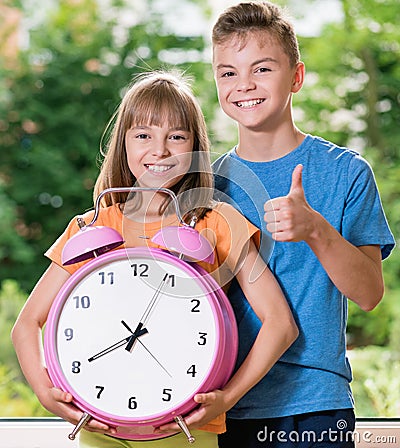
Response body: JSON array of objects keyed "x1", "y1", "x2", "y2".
[{"x1": 12, "y1": 71, "x2": 298, "y2": 448}]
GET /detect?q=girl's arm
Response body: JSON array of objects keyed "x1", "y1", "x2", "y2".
[
  {"x1": 157, "y1": 239, "x2": 298, "y2": 431},
  {"x1": 11, "y1": 262, "x2": 114, "y2": 434}
]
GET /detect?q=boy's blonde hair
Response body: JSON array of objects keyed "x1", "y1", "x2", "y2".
[
  {"x1": 212, "y1": 1, "x2": 300, "y2": 67},
  {"x1": 94, "y1": 71, "x2": 213, "y2": 221}
]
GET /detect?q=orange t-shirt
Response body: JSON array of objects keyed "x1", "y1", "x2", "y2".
[{"x1": 45, "y1": 201, "x2": 259, "y2": 434}]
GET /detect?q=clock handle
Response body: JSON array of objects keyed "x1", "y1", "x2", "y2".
[
  {"x1": 174, "y1": 415, "x2": 196, "y2": 444},
  {"x1": 68, "y1": 412, "x2": 91, "y2": 440}
]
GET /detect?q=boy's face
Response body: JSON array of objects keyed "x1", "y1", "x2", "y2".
[{"x1": 213, "y1": 34, "x2": 303, "y2": 132}]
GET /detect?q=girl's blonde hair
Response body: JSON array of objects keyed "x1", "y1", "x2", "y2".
[
  {"x1": 94, "y1": 71, "x2": 213, "y2": 221},
  {"x1": 212, "y1": 1, "x2": 300, "y2": 67}
]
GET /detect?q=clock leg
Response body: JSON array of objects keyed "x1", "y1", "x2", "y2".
[
  {"x1": 68, "y1": 412, "x2": 91, "y2": 440},
  {"x1": 174, "y1": 415, "x2": 196, "y2": 444}
]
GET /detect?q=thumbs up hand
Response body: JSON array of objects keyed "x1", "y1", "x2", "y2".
[{"x1": 264, "y1": 164, "x2": 316, "y2": 242}]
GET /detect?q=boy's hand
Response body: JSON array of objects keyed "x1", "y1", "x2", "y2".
[{"x1": 264, "y1": 164, "x2": 317, "y2": 242}]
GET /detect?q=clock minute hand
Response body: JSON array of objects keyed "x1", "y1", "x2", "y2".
[
  {"x1": 125, "y1": 273, "x2": 169, "y2": 352},
  {"x1": 88, "y1": 325, "x2": 148, "y2": 362}
]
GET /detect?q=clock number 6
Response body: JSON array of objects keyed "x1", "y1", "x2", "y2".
[{"x1": 128, "y1": 397, "x2": 138, "y2": 410}]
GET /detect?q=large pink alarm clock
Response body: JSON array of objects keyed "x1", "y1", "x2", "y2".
[{"x1": 43, "y1": 187, "x2": 238, "y2": 443}]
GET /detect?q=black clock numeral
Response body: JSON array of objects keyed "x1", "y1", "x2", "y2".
[
  {"x1": 99, "y1": 271, "x2": 114, "y2": 285},
  {"x1": 95, "y1": 386, "x2": 104, "y2": 399},
  {"x1": 198, "y1": 332, "x2": 207, "y2": 345},
  {"x1": 186, "y1": 364, "x2": 197, "y2": 378},
  {"x1": 131, "y1": 263, "x2": 149, "y2": 277},
  {"x1": 64, "y1": 328, "x2": 74, "y2": 341},
  {"x1": 128, "y1": 396, "x2": 138, "y2": 409},
  {"x1": 71, "y1": 361, "x2": 81, "y2": 374},
  {"x1": 73, "y1": 295, "x2": 91, "y2": 309},
  {"x1": 167, "y1": 274, "x2": 175, "y2": 287},
  {"x1": 190, "y1": 299, "x2": 201, "y2": 313},
  {"x1": 162, "y1": 388, "x2": 172, "y2": 402}
]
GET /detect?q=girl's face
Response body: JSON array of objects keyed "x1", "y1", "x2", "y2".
[{"x1": 125, "y1": 123, "x2": 193, "y2": 189}]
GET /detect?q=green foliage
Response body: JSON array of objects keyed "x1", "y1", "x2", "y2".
[
  {"x1": 0, "y1": 280, "x2": 27, "y2": 374},
  {"x1": 0, "y1": 0, "x2": 399, "y2": 418},
  {"x1": 350, "y1": 346, "x2": 400, "y2": 417},
  {"x1": 0, "y1": 364, "x2": 50, "y2": 417},
  {"x1": 0, "y1": 0, "x2": 215, "y2": 291}
]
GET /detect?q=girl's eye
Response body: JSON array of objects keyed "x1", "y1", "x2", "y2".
[
  {"x1": 170, "y1": 134, "x2": 187, "y2": 141},
  {"x1": 136, "y1": 133, "x2": 149, "y2": 139}
]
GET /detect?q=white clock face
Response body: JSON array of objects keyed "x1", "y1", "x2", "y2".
[{"x1": 52, "y1": 251, "x2": 218, "y2": 420}]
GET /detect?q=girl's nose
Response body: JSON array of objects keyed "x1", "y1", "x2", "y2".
[{"x1": 152, "y1": 141, "x2": 170, "y2": 157}]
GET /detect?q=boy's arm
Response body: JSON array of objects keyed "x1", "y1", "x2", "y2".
[
  {"x1": 264, "y1": 164, "x2": 384, "y2": 311},
  {"x1": 11, "y1": 262, "x2": 115, "y2": 435}
]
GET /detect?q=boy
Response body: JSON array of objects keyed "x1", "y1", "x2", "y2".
[{"x1": 211, "y1": 2, "x2": 395, "y2": 447}]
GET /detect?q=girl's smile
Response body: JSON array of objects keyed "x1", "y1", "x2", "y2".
[{"x1": 125, "y1": 124, "x2": 193, "y2": 188}]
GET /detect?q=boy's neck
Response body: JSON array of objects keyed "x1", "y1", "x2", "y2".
[{"x1": 236, "y1": 124, "x2": 306, "y2": 162}]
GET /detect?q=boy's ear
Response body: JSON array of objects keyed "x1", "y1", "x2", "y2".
[{"x1": 291, "y1": 62, "x2": 305, "y2": 93}]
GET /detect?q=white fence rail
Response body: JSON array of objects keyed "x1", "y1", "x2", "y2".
[{"x1": 0, "y1": 418, "x2": 399, "y2": 448}]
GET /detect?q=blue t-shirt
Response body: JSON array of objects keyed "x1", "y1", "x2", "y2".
[{"x1": 213, "y1": 134, "x2": 395, "y2": 419}]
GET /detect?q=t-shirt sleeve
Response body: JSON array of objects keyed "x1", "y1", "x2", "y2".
[
  {"x1": 45, "y1": 210, "x2": 96, "y2": 275},
  {"x1": 197, "y1": 203, "x2": 260, "y2": 289},
  {"x1": 343, "y1": 155, "x2": 395, "y2": 260}
]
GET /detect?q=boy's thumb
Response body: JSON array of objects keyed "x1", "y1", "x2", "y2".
[{"x1": 288, "y1": 164, "x2": 304, "y2": 196}]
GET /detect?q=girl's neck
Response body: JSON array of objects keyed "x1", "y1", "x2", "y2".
[{"x1": 123, "y1": 191, "x2": 166, "y2": 223}]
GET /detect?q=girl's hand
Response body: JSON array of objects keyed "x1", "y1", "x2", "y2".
[
  {"x1": 155, "y1": 389, "x2": 228, "y2": 434},
  {"x1": 42, "y1": 387, "x2": 116, "y2": 435}
]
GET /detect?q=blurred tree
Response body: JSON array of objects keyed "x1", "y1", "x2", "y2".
[
  {"x1": 294, "y1": 0, "x2": 400, "y2": 347},
  {"x1": 0, "y1": 0, "x2": 214, "y2": 291}
]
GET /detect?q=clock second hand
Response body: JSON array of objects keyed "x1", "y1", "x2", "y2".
[
  {"x1": 125, "y1": 272, "x2": 169, "y2": 352},
  {"x1": 121, "y1": 320, "x2": 172, "y2": 377}
]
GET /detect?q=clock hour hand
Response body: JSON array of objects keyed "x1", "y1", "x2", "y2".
[{"x1": 125, "y1": 272, "x2": 169, "y2": 352}]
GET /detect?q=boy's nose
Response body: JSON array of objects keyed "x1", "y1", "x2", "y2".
[{"x1": 236, "y1": 76, "x2": 256, "y2": 92}]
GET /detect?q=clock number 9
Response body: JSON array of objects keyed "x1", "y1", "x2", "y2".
[{"x1": 64, "y1": 328, "x2": 74, "y2": 341}]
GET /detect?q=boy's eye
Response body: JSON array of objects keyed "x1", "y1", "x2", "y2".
[
  {"x1": 221, "y1": 71, "x2": 236, "y2": 78},
  {"x1": 256, "y1": 67, "x2": 271, "y2": 73}
]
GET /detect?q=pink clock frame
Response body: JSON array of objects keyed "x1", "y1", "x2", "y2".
[{"x1": 44, "y1": 247, "x2": 238, "y2": 440}]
